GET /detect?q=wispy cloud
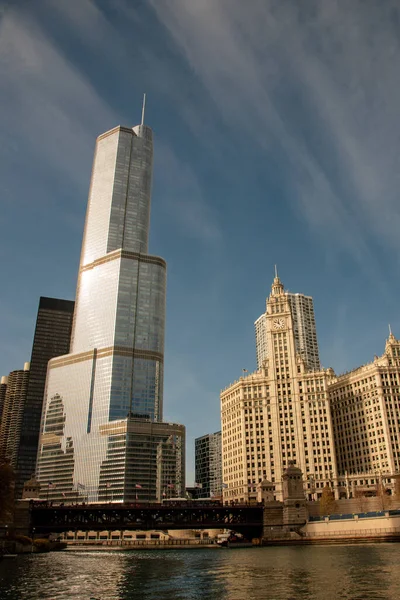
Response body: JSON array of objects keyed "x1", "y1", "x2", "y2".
[
  {"x1": 147, "y1": 0, "x2": 400, "y2": 262},
  {"x1": 39, "y1": 0, "x2": 133, "y2": 66},
  {"x1": 155, "y1": 142, "x2": 222, "y2": 243},
  {"x1": 0, "y1": 8, "x2": 116, "y2": 188},
  {"x1": 0, "y1": 0, "x2": 221, "y2": 245}
]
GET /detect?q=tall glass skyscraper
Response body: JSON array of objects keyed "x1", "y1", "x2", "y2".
[{"x1": 36, "y1": 119, "x2": 185, "y2": 503}]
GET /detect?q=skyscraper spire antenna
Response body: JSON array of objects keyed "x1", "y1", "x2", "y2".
[
  {"x1": 389, "y1": 323, "x2": 392, "y2": 336},
  {"x1": 141, "y1": 93, "x2": 146, "y2": 126},
  {"x1": 274, "y1": 264, "x2": 278, "y2": 279}
]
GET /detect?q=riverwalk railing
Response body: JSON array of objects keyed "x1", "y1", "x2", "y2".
[
  {"x1": 66, "y1": 538, "x2": 216, "y2": 547},
  {"x1": 302, "y1": 527, "x2": 400, "y2": 538}
]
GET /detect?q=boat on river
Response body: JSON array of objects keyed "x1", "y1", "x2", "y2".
[{"x1": 216, "y1": 533, "x2": 253, "y2": 548}]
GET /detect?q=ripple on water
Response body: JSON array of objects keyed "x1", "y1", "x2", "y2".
[{"x1": 1, "y1": 545, "x2": 400, "y2": 600}]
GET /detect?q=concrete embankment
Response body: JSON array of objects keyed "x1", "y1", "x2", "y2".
[
  {"x1": 262, "y1": 534, "x2": 400, "y2": 546},
  {"x1": 262, "y1": 510, "x2": 400, "y2": 545}
]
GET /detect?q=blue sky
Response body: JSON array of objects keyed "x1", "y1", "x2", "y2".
[{"x1": 1, "y1": 0, "x2": 400, "y2": 484}]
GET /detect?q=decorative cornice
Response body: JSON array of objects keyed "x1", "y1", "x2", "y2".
[
  {"x1": 96, "y1": 125, "x2": 136, "y2": 142},
  {"x1": 80, "y1": 249, "x2": 166, "y2": 273},
  {"x1": 49, "y1": 346, "x2": 163, "y2": 369}
]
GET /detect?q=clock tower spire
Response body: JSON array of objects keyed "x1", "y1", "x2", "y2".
[{"x1": 271, "y1": 266, "x2": 284, "y2": 297}]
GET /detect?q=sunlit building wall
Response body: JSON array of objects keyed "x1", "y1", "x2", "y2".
[
  {"x1": 329, "y1": 333, "x2": 400, "y2": 496},
  {"x1": 255, "y1": 290, "x2": 321, "y2": 371},
  {"x1": 224, "y1": 274, "x2": 400, "y2": 503},
  {"x1": 254, "y1": 314, "x2": 267, "y2": 371},
  {"x1": 36, "y1": 120, "x2": 184, "y2": 502},
  {"x1": 286, "y1": 293, "x2": 321, "y2": 371},
  {"x1": 222, "y1": 275, "x2": 337, "y2": 503}
]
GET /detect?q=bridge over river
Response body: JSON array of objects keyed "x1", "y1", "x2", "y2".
[{"x1": 28, "y1": 503, "x2": 265, "y2": 539}]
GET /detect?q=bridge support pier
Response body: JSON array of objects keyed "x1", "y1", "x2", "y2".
[
  {"x1": 14, "y1": 500, "x2": 32, "y2": 537},
  {"x1": 261, "y1": 463, "x2": 308, "y2": 541}
]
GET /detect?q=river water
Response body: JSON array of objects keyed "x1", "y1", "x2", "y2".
[{"x1": 1, "y1": 545, "x2": 400, "y2": 600}]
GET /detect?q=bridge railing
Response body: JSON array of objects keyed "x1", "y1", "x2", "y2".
[{"x1": 302, "y1": 527, "x2": 400, "y2": 538}]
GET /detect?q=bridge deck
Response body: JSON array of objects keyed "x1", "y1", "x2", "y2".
[{"x1": 30, "y1": 503, "x2": 264, "y2": 536}]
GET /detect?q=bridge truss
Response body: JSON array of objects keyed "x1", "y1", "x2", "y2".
[{"x1": 31, "y1": 503, "x2": 264, "y2": 539}]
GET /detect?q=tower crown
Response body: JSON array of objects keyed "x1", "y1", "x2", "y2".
[
  {"x1": 270, "y1": 265, "x2": 284, "y2": 296},
  {"x1": 271, "y1": 275, "x2": 284, "y2": 296},
  {"x1": 385, "y1": 328, "x2": 398, "y2": 353}
]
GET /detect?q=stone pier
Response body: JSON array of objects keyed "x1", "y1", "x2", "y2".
[{"x1": 260, "y1": 462, "x2": 308, "y2": 541}]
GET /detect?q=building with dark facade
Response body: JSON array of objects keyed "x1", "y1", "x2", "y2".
[
  {"x1": 0, "y1": 363, "x2": 30, "y2": 467},
  {"x1": 195, "y1": 431, "x2": 222, "y2": 498},
  {"x1": 0, "y1": 376, "x2": 8, "y2": 425},
  {"x1": 14, "y1": 297, "x2": 74, "y2": 498}
]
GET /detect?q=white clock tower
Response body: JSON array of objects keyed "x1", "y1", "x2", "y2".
[
  {"x1": 262, "y1": 271, "x2": 308, "y2": 497},
  {"x1": 221, "y1": 270, "x2": 338, "y2": 504}
]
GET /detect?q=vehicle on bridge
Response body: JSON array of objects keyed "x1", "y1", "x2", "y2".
[
  {"x1": 161, "y1": 498, "x2": 222, "y2": 507},
  {"x1": 192, "y1": 498, "x2": 222, "y2": 506}
]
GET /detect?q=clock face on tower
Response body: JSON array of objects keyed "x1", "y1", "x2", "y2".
[{"x1": 273, "y1": 318, "x2": 285, "y2": 330}]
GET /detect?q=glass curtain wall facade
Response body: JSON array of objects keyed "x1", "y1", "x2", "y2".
[
  {"x1": 36, "y1": 122, "x2": 177, "y2": 502},
  {"x1": 14, "y1": 297, "x2": 74, "y2": 499},
  {"x1": 195, "y1": 431, "x2": 222, "y2": 498}
]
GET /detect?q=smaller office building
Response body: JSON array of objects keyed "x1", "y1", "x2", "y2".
[{"x1": 195, "y1": 431, "x2": 222, "y2": 498}]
